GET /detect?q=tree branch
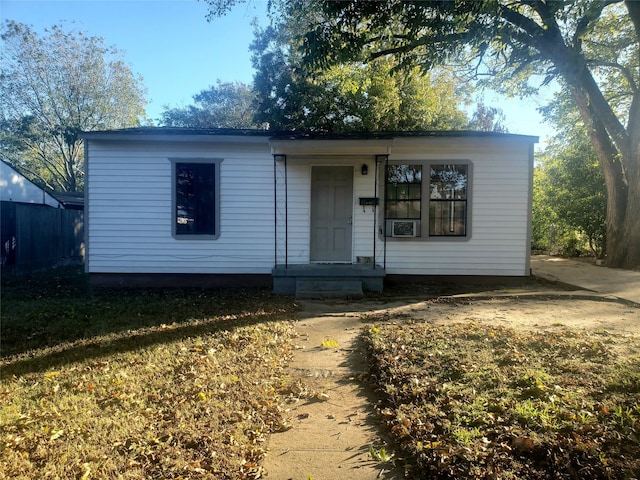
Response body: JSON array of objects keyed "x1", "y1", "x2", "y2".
[
  {"x1": 366, "y1": 31, "x2": 471, "y2": 62},
  {"x1": 573, "y1": 1, "x2": 621, "y2": 48},
  {"x1": 586, "y1": 60, "x2": 639, "y2": 94}
]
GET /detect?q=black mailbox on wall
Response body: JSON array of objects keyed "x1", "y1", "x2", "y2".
[{"x1": 359, "y1": 197, "x2": 379, "y2": 206}]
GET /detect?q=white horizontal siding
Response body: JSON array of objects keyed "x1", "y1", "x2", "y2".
[
  {"x1": 379, "y1": 138, "x2": 532, "y2": 276},
  {"x1": 87, "y1": 139, "x2": 275, "y2": 274},
  {"x1": 353, "y1": 158, "x2": 380, "y2": 262}
]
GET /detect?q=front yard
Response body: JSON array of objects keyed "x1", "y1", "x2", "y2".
[
  {"x1": 1, "y1": 268, "x2": 639, "y2": 479},
  {"x1": 1, "y1": 268, "x2": 299, "y2": 479}
]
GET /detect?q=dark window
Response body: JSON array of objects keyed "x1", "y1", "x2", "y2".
[
  {"x1": 429, "y1": 164, "x2": 468, "y2": 236},
  {"x1": 175, "y1": 162, "x2": 216, "y2": 236}
]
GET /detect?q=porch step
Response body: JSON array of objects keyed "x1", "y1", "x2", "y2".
[
  {"x1": 295, "y1": 280, "x2": 364, "y2": 299},
  {"x1": 272, "y1": 264, "x2": 384, "y2": 295}
]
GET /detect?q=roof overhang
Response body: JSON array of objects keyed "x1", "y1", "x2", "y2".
[
  {"x1": 269, "y1": 138, "x2": 394, "y2": 156},
  {"x1": 81, "y1": 131, "x2": 271, "y2": 145},
  {"x1": 269, "y1": 131, "x2": 538, "y2": 157},
  {"x1": 80, "y1": 128, "x2": 538, "y2": 150}
]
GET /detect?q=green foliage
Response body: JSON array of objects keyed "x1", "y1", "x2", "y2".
[
  {"x1": 369, "y1": 445, "x2": 394, "y2": 462},
  {"x1": 202, "y1": 1, "x2": 505, "y2": 133},
  {"x1": 160, "y1": 80, "x2": 261, "y2": 128},
  {"x1": 249, "y1": 14, "x2": 472, "y2": 131},
  {"x1": 534, "y1": 87, "x2": 607, "y2": 258},
  {"x1": 0, "y1": 21, "x2": 147, "y2": 192},
  {"x1": 531, "y1": 166, "x2": 557, "y2": 253}
]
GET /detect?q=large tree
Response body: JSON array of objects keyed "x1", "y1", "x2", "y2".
[
  {"x1": 207, "y1": 0, "x2": 639, "y2": 268},
  {"x1": 0, "y1": 21, "x2": 147, "y2": 192},
  {"x1": 161, "y1": 80, "x2": 260, "y2": 128},
  {"x1": 250, "y1": 8, "x2": 472, "y2": 132},
  {"x1": 251, "y1": 21, "x2": 470, "y2": 131}
]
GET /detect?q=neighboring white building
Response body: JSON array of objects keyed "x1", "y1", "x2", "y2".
[
  {"x1": 0, "y1": 160, "x2": 63, "y2": 208},
  {"x1": 81, "y1": 128, "x2": 537, "y2": 293}
]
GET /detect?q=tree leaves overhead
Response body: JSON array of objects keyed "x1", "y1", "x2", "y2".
[
  {"x1": 303, "y1": 1, "x2": 501, "y2": 76},
  {"x1": 198, "y1": 0, "x2": 516, "y2": 133},
  {"x1": 0, "y1": 21, "x2": 147, "y2": 192}
]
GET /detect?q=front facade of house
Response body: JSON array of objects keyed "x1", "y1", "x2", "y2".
[{"x1": 81, "y1": 128, "x2": 537, "y2": 290}]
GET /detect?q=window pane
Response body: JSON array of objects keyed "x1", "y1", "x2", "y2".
[
  {"x1": 408, "y1": 183, "x2": 421, "y2": 199},
  {"x1": 385, "y1": 200, "x2": 421, "y2": 219},
  {"x1": 430, "y1": 165, "x2": 467, "y2": 199},
  {"x1": 387, "y1": 165, "x2": 422, "y2": 185},
  {"x1": 429, "y1": 200, "x2": 466, "y2": 236},
  {"x1": 386, "y1": 184, "x2": 396, "y2": 199},
  {"x1": 385, "y1": 165, "x2": 422, "y2": 221},
  {"x1": 176, "y1": 163, "x2": 216, "y2": 235}
]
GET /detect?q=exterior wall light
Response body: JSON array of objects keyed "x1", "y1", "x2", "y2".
[{"x1": 361, "y1": 164, "x2": 368, "y2": 175}]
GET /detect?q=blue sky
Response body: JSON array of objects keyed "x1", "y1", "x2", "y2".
[
  {"x1": 2, "y1": 0, "x2": 553, "y2": 145},
  {"x1": 2, "y1": 0, "x2": 269, "y2": 120}
]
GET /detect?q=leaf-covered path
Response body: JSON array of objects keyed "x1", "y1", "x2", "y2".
[{"x1": 263, "y1": 308, "x2": 404, "y2": 479}]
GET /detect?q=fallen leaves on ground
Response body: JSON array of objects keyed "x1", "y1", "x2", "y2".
[
  {"x1": 1, "y1": 268, "x2": 306, "y2": 478},
  {"x1": 363, "y1": 321, "x2": 640, "y2": 479}
]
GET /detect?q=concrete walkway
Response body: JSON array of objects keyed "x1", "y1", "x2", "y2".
[
  {"x1": 263, "y1": 309, "x2": 403, "y2": 480},
  {"x1": 531, "y1": 255, "x2": 640, "y2": 305}
]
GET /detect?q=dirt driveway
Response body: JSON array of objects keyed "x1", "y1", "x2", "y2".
[{"x1": 354, "y1": 294, "x2": 640, "y2": 335}]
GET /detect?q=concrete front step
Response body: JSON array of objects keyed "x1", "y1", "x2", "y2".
[
  {"x1": 295, "y1": 280, "x2": 364, "y2": 299},
  {"x1": 272, "y1": 264, "x2": 385, "y2": 294}
]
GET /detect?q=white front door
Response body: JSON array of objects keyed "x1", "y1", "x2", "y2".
[{"x1": 310, "y1": 166, "x2": 353, "y2": 262}]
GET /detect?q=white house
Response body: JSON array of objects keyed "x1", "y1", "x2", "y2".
[{"x1": 81, "y1": 128, "x2": 537, "y2": 294}]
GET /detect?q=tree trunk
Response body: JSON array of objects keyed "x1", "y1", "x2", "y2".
[
  {"x1": 621, "y1": 0, "x2": 640, "y2": 268},
  {"x1": 568, "y1": 85, "x2": 629, "y2": 267},
  {"x1": 560, "y1": 57, "x2": 639, "y2": 269},
  {"x1": 615, "y1": 139, "x2": 640, "y2": 269}
]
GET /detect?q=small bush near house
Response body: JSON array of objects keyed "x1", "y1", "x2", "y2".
[
  {"x1": 363, "y1": 321, "x2": 640, "y2": 479},
  {"x1": 0, "y1": 268, "x2": 300, "y2": 479}
]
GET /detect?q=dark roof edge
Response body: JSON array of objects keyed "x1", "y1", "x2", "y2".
[{"x1": 80, "y1": 127, "x2": 538, "y2": 142}]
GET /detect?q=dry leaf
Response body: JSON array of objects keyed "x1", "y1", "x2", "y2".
[{"x1": 513, "y1": 436, "x2": 535, "y2": 451}]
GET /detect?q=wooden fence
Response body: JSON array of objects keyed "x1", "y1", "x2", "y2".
[{"x1": 1, "y1": 202, "x2": 84, "y2": 275}]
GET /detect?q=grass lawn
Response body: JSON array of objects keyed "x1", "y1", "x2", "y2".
[
  {"x1": 3, "y1": 268, "x2": 640, "y2": 479},
  {"x1": 363, "y1": 319, "x2": 640, "y2": 479},
  {"x1": 1, "y1": 268, "x2": 299, "y2": 479}
]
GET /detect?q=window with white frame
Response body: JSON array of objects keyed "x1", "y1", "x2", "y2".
[
  {"x1": 384, "y1": 162, "x2": 470, "y2": 239},
  {"x1": 171, "y1": 159, "x2": 221, "y2": 239}
]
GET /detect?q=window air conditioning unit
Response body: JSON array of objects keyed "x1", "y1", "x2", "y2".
[{"x1": 391, "y1": 220, "x2": 418, "y2": 237}]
